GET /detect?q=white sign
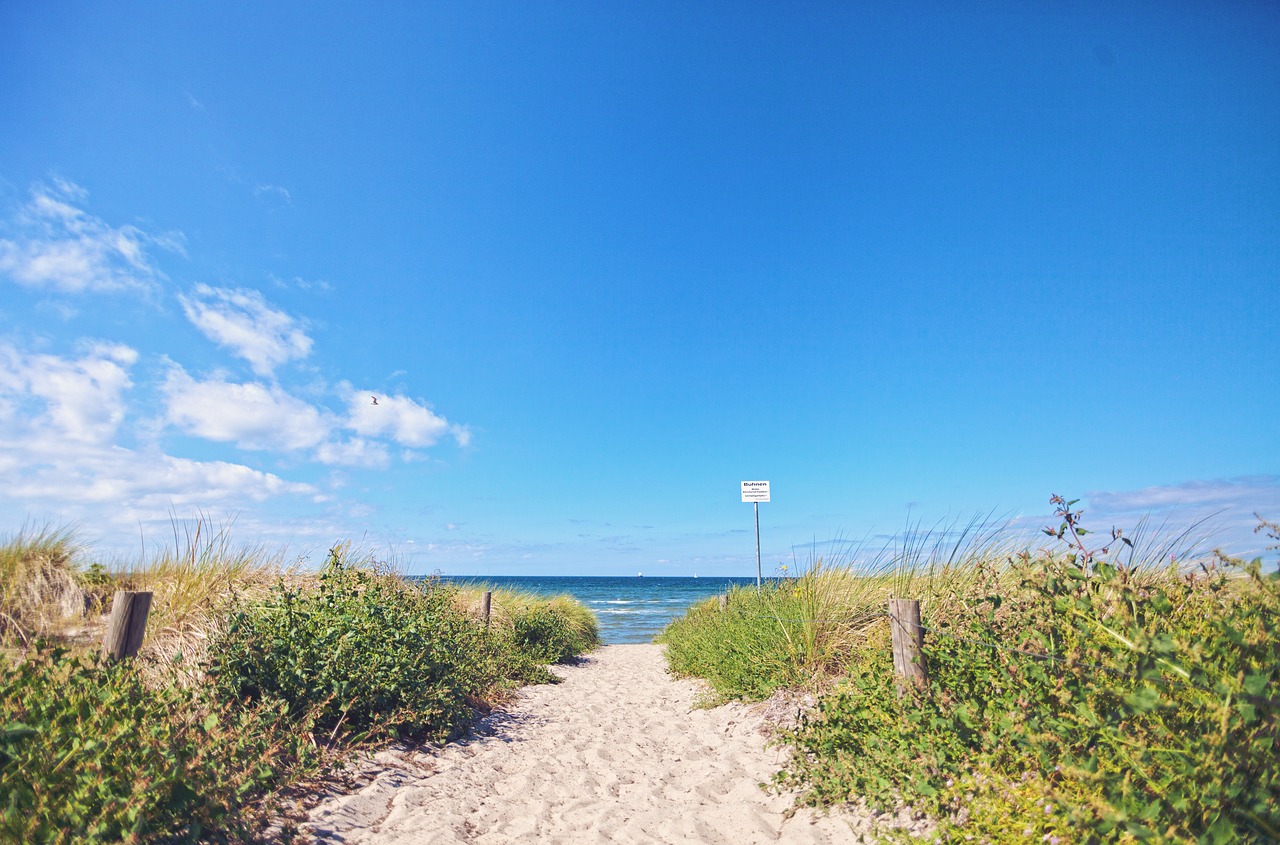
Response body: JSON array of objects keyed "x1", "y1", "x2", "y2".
[{"x1": 741, "y1": 480, "x2": 771, "y2": 503}]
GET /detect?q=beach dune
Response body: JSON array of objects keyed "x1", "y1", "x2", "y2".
[{"x1": 302, "y1": 644, "x2": 880, "y2": 844}]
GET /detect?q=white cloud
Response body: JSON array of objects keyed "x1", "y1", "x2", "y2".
[
  {"x1": 0, "y1": 437, "x2": 317, "y2": 524},
  {"x1": 179, "y1": 284, "x2": 313, "y2": 376},
  {"x1": 161, "y1": 368, "x2": 419, "y2": 468},
  {"x1": 0, "y1": 180, "x2": 181, "y2": 294},
  {"x1": 346, "y1": 389, "x2": 466, "y2": 448},
  {"x1": 0, "y1": 344, "x2": 317, "y2": 531},
  {"x1": 268, "y1": 273, "x2": 332, "y2": 293},
  {"x1": 162, "y1": 366, "x2": 331, "y2": 451},
  {"x1": 0, "y1": 341, "x2": 137, "y2": 444}
]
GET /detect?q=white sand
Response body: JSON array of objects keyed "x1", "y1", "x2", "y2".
[{"x1": 301, "y1": 644, "x2": 892, "y2": 844}]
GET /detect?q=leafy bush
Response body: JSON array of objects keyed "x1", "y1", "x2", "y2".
[
  {"x1": 777, "y1": 503, "x2": 1280, "y2": 843},
  {"x1": 0, "y1": 647, "x2": 320, "y2": 844},
  {"x1": 206, "y1": 549, "x2": 503, "y2": 743}
]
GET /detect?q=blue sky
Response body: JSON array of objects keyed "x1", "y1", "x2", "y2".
[{"x1": 1, "y1": 2, "x2": 1276, "y2": 575}]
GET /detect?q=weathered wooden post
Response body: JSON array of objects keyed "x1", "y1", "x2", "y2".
[
  {"x1": 718, "y1": 594, "x2": 728, "y2": 612},
  {"x1": 889, "y1": 598, "x2": 927, "y2": 696},
  {"x1": 482, "y1": 591, "x2": 492, "y2": 627},
  {"x1": 102, "y1": 590, "x2": 153, "y2": 660}
]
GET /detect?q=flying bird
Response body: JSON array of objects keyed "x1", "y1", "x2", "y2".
[{"x1": 371, "y1": 396, "x2": 379, "y2": 405}]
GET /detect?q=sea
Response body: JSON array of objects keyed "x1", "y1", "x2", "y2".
[{"x1": 437, "y1": 575, "x2": 759, "y2": 644}]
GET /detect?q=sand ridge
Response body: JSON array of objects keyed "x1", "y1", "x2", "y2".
[{"x1": 301, "y1": 643, "x2": 887, "y2": 844}]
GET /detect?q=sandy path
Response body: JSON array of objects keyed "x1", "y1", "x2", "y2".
[{"x1": 301, "y1": 644, "x2": 879, "y2": 844}]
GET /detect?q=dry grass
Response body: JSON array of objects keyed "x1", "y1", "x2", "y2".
[
  {"x1": 0, "y1": 522, "x2": 90, "y2": 649},
  {"x1": 2, "y1": 518, "x2": 310, "y2": 685},
  {"x1": 111, "y1": 519, "x2": 305, "y2": 682},
  {"x1": 789, "y1": 510, "x2": 1222, "y2": 646}
]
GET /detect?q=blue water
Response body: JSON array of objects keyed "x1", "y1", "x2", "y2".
[{"x1": 438, "y1": 575, "x2": 758, "y2": 644}]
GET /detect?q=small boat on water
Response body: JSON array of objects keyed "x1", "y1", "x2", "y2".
[{"x1": 637, "y1": 571, "x2": 643, "y2": 577}]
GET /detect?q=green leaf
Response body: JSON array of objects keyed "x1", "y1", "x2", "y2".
[
  {"x1": 1123, "y1": 686, "x2": 1160, "y2": 713},
  {"x1": 166, "y1": 781, "x2": 199, "y2": 811},
  {"x1": 0, "y1": 723, "x2": 37, "y2": 744},
  {"x1": 1243, "y1": 672, "x2": 1270, "y2": 696},
  {"x1": 1149, "y1": 633, "x2": 1176, "y2": 656}
]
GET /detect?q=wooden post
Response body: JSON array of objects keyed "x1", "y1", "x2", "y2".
[
  {"x1": 889, "y1": 598, "x2": 927, "y2": 696},
  {"x1": 718, "y1": 594, "x2": 728, "y2": 612},
  {"x1": 102, "y1": 590, "x2": 153, "y2": 660},
  {"x1": 482, "y1": 591, "x2": 492, "y2": 627}
]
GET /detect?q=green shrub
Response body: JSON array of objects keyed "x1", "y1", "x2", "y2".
[
  {"x1": 206, "y1": 549, "x2": 501, "y2": 743},
  {"x1": 777, "y1": 504, "x2": 1280, "y2": 843},
  {"x1": 0, "y1": 647, "x2": 319, "y2": 844}
]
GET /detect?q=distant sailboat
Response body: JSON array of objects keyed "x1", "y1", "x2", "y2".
[
  {"x1": 637, "y1": 571, "x2": 643, "y2": 577},
  {"x1": 693, "y1": 573, "x2": 698, "y2": 579}
]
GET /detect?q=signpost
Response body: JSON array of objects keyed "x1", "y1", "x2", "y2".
[{"x1": 741, "y1": 480, "x2": 770, "y2": 588}]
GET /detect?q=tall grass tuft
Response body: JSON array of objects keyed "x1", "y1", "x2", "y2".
[
  {"x1": 453, "y1": 584, "x2": 600, "y2": 664},
  {"x1": 0, "y1": 523, "x2": 87, "y2": 648},
  {"x1": 113, "y1": 517, "x2": 296, "y2": 678}
]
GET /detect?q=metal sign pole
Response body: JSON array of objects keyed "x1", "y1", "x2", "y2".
[
  {"x1": 741, "y1": 480, "x2": 770, "y2": 591},
  {"x1": 754, "y1": 501, "x2": 762, "y2": 589}
]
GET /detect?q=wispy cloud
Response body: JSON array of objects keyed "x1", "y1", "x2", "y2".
[
  {"x1": 0, "y1": 180, "x2": 183, "y2": 295},
  {"x1": 268, "y1": 273, "x2": 332, "y2": 293},
  {"x1": 252, "y1": 184, "x2": 292, "y2": 205},
  {"x1": 313, "y1": 438, "x2": 390, "y2": 469},
  {"x1": 179, "y1": 284, "x2": 313, "y2": 377},
  {"x1": 1088, "y1": 477, "x2": 1280, "y2": 514},
  {"x1": 1085, "y1": 477, "x2": 1280, "y2": 558}
]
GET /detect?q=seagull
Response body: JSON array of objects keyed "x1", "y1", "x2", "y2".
[{"x1": 371, "y1": 396, "x2": 379, "y2": 405}]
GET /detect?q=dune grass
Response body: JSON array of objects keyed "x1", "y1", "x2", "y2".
[
  {"x1": 0, "y1": 523, "x2": 89, "y2": 649},
  {"x1": 452, "y1": 584, "x2": 600, "y2": 664},
  {"x1": 659, "y1": 504, "x2": 1279, "y2": 843},
  {"x1": 660, "y1": 517, "x2": 1029, "y2": 702}
]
